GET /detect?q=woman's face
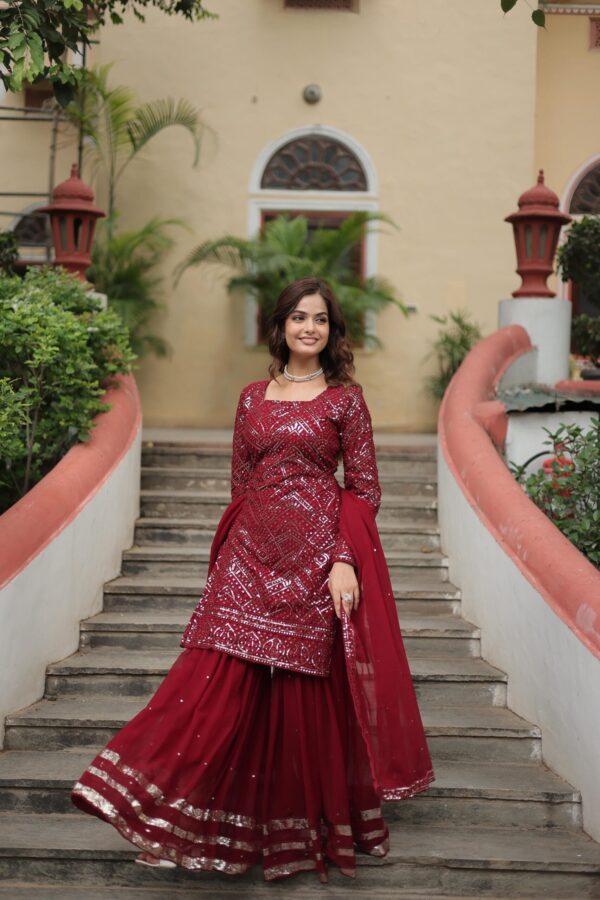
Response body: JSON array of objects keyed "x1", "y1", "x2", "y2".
[{"x1": 284, "y1": 292, "x2": 330, "y2": 359}]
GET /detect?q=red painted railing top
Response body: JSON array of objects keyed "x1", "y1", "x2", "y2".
[{"x1": 438, "y1": 326, "x2": 600, "y2": 660}]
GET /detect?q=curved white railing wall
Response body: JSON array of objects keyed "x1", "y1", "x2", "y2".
[
  {"x1": 437, "y1": 326, "x2": 600, "y2": 840},
  {"x1": 0, "y1": 374, "x2": 142, "y2": 745}
]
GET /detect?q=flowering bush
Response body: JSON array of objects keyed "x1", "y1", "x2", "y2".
[{"x1": 509, "y1": 419, "x2": 600, "y2": 568}]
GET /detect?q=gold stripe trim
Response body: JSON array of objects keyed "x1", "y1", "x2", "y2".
[
  {"x1": 78, "y1": 777, "x2": 260, "y2": 853},
  {"x1": 99, "y1": 749, "x2": 258, "y2": 829}
]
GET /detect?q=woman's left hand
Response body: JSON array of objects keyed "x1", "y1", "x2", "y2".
[{"x1": 328, "y1": 561, "x2": 360, "y2": 619}]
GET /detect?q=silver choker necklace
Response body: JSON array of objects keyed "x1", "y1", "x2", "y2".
[{"x1": 283, "y1": 363, "x2": 324, "y2": 382}]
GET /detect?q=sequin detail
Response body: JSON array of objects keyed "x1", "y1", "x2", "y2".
[{"x1": 181, "y1": 380, "x2": 381, "y2": 676}]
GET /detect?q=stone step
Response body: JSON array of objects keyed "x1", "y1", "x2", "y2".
[
  {"x1": 119, "y1": 545, "x2": 450, "y2": 581},
  {"x1": 140, "y1": 466, "x2": 438, "y2": 497},
  {"x1": 0, "y1": 888, "x2": 496, "y2": 900},
  {"x1": 0, "y1": 751, "x2": 582, "y2": 831},
  {"x1": 42, "y1": 651, "x2": 506, "y2": 707},
  {"x1": 0, "y1": 889, "x2": 487, "y2": 900},
  {"x1": 139, "y1": 490, "x2": 439, "y2": 523},
  {"x1": 102, "y1": 576, "x2": 463, "y2": 616},
  {"x1": 133, "y1": 517, "x2": 442, "y2": 552},
  {"x1": 4, "y1": 699, "x2": 538, "y2": 761},
  {"x1": 1, "y1": 814, "x2": 598, "y2": 896},
  {"x1": 80, "y1": 612, "x2": 480, "y2": 656},
  {"x1": 142, "y1": 442, "x2": 437, "y2": 470},
  {"x1": 0, "y1": 889, "x2": 489, "y2": 900}
]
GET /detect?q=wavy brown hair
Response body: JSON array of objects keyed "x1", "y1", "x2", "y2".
[{"x1": 266, "y1": 277, "x2": 358, "y2": 388}]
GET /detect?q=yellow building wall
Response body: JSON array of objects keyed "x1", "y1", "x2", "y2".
[
  {"x1": 1, "y1": 0, "x2": 539, "y2": 430},
  {"x1": 535, "y1": 11, "x2": 600, "y2": 295}
]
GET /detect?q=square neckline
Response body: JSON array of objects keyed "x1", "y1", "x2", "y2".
[{"x1": 261, "y1": 379, "x2": 332, "y2": 404}]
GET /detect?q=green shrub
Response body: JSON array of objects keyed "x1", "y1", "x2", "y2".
[
  {"x1": 557, "y1": 216, "x2": 600, "y2": 312},
  {"x1": 509, "y1": 419, "x2": 600, "y2": 569},
  {"x1": 571, "y1": 314, "x2": 600, "y2": 366},
  {"x1": 425, "y1": 310, "x2": 483, "y2": 401},
  {"x1": 0, "y1": 231, "x2": 18, "y2": 276},
  {"x1": 87, "y1": 216, "x2": 185, "y2": 358},
  {"x1": 0, "y1": 267, "x2": 136, "y2": 512}
]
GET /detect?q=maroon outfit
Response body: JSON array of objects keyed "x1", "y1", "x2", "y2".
[
  {"x1": 181, "y1": 380, "x2": 380, "y2": 675},
  {"x1": 71, "y1": 379, "x2": 434, "y2": 882}
]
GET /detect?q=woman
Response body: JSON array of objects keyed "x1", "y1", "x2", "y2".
[{"x1": 71, "y1": 276, "x2": 434, "y2": 883}]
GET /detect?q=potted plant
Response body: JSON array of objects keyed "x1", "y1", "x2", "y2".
[{"x1": 557, "y1": 215, "x2": 600, "y2": 379}]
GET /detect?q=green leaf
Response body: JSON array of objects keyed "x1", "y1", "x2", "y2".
[
  {"x1": 532, "y1": 9, "x2": 546, "y2": 26},
  {"x1": 28, "y1": 34, "x2": 44, "y2": 74},
  {"x1": 53, "y1": 79, "x2": 75, "y2": 107},
  {"x1": 501, "y1": 0, "x2": 518, "y2": 11},
  {"x1": 9, "y1": 59, "x2": 25, "y2": 91},
  {"x1": 7, "y1": 31, "x2": 26, "y2": 51}
]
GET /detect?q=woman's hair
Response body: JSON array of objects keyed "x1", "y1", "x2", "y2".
[{"x1": 266, "y1": 277, "x2": 358, "y2": 387}]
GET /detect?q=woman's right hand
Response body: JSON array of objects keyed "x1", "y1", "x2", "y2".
[{"x1": 328, "y1": 561, "x2": 360, "y2": 619}]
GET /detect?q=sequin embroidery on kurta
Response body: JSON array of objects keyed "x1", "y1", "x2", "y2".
[{"x1": 180, "y1": 379, "x2": 381, "y2": 676}]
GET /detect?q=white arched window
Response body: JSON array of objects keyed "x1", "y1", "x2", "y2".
[{"x1": 246, "y1": 125, "x2": 379, "y2": 346}]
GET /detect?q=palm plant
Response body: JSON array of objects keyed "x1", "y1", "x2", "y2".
[
  {"x1": 87, "y1": 216, "x2": 187, "y2": 358},
  {"x1": 425, "y1": 310, "x2": 483, "y2": 400},
  {"x1": 68, "y1": 64, "x2": 203, "y2": 234},
  {"x1": 62, "y1": 65, "x2": 203, "y2": 356},
  {"x1": 175, "y1": 212, "x2": 407, "y2": 347}
]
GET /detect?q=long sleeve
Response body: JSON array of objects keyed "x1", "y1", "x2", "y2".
[
  {"x1": 331, "y1": 385, "x2": 381, "y2": 566},
  {"x1": 230, "y1": 387, "x2": 254, "y2": 500}
]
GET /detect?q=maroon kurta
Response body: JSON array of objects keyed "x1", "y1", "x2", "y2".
[{"x1": 181, "y1": 379, "x2": 381, "y2": 676}]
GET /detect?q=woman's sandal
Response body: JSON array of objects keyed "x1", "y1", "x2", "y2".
[{"x1": 135, "y1": 852, "x2": 176, "y2": 868}]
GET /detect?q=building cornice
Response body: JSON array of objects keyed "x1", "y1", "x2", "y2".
[{"x1": 544, "y1": 3, "x2": 600, "y2": 13}]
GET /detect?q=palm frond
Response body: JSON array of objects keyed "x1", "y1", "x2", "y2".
[
  {"x1": 262, "y1": 216, "x2": 308, "y2": 256},
  {"x1": 176, "y1": 212, "x2": 404, "y2": 348},
  {"x1": 174, "y1": 237, "x2": 255, "y2": 284},
  {"x1": 95, "y1": 217, "x2": 186, "y2": 260},
  {"x1": 308, "y1": 212, "x2": 396, "y2": 274},
  {"x1": 127, "y1": 98, "x2": 202, "y2": 166}
]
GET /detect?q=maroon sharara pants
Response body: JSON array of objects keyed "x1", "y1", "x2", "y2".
[{"x1": 71, "y1": 628, "x2": 389, "y2": 882}]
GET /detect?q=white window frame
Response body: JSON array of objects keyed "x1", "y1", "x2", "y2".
[{"x1": 246, "y1": 124, "x2": 380, "y2": 346}]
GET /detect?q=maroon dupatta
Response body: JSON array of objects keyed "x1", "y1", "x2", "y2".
[{"x1": 337, "y1": 487, "x2": 435, "y2": 800}]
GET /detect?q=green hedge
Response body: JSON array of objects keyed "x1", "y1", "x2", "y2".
[{"x1": 0, "y1": 267, "x2": 136, "y2": 513}]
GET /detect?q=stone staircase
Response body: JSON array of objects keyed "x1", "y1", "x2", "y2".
[{"x1": 1, "y1": 440, "x2": 599, "y2": 898}]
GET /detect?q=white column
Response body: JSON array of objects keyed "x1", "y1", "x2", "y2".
[{"x1": 498, "y1": 297, "x2": 571, "y2": 385}]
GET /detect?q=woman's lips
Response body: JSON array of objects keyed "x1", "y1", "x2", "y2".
[{"x1": 299, "y1": 337, "x2": 318, "y2": 344}]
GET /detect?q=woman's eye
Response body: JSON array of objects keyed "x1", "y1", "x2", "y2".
[{"x1": 291, "y1": 316, "x2": 327, "y2": 323}]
